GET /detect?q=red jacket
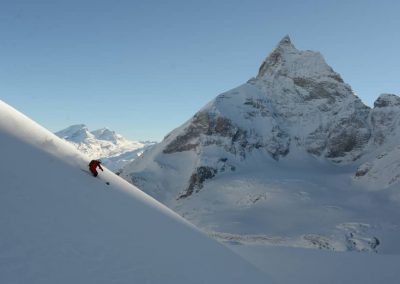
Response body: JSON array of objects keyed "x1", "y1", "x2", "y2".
[{"x1": 89, "y1": 160, "x2": 103, "y2": 173}]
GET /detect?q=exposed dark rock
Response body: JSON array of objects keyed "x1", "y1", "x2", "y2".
[
  {"x1": 355, "y1": 163, "x2": 371, "y2": 177},
  {"x1": 217, "y1": 158, "x2": 237, "y2": 173},
  {"x1": 326, "y1": 127, "x2": 370, "y2": 159},
  {"x1": 303, "y1": 235, "x2": 335, "y2": 251},
  {"x1": 163, "y1": 112, "x2": 210, "y2": 154},
  {"x1": 178, "y1": 166, "x2": 217, "y2": 199},
  {"x1": 257, "y1": 35, "x2": 293, "y2": 78},
  {"x1": 370, "y1": 94, "x2": 400, "y2": 145},
  {"x1": 306, "y1": 127, "x2": 328, "y2": 156},
  {"x1": 293, "y1": 77, "x2": 349, "y2": 103},
  {"x1": 163, "y1": 111, "x2": 253, "y2": 158},
  {"x1": 328, "y1": 73, "x2": 344, "y2": 83},
  {"x1": 326, "y1": 130, "x2": 359, "y2": 158},
  {"x1": 244, "y1": 98, "x2": 271, "y2": 117},
  {"x1": 370, "y1": 237, "x2": 380, "y2": 250},
  {"x1": 265, "y1": 126, "x2": 291, "y2": 160}
]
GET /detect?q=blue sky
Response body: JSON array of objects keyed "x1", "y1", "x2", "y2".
[{"x1": 1, "y1": 0, "x2": 399, "y2": 141}]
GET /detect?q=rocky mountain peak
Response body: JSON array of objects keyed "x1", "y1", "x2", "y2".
[
  {"x1": 257, "y1": 35, "x2": 296, "y2": 78},
  {"x1": 257, "y1": 36, "x2": 343, "y2": 83},
  {"x1": 374, "y1": 94, "x2": 400, "y2": 108},
  {"x1": 277, "y1": 34, "x2": 294, "y2": 48},
  {"x1": 152, "y1": 36, "x2": 371, "y2": 167}
]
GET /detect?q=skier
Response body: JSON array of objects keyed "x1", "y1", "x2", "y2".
[{"x1": 89, "y1": 159, "x2": 103, "y2": 177}]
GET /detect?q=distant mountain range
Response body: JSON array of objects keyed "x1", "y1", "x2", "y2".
[
  {"x1": 120, "y1": 36, "x2": 400, "y2": 253},
  {"x1": 55, "y1": 124, "x2": 155, "y2": 171}
]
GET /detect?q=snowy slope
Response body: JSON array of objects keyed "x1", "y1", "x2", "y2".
[
  {"x1": 55, "y1": 124, "x2": 155, "y2": 171},
  {"x1": 121, "y1": 36, "x2": 400, "y2": 253},
  {"x1": 0, "y1": 100, "x2": 270, "y2": 284},
  {"x1": 231, "y1": 245, "x2": 400, "y2": 284}
]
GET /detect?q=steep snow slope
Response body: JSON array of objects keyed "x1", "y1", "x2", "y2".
[
  {"x1": 121, "y1": 36, "x2": 400, "y2": 253},
  {"x1": 55, "y1": 124, "x2": 155, "y2": 171},
  {"x1": 0, "y1": 100, "x2": 270, "y2": 284}
]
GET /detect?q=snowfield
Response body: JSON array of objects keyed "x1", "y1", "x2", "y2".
[
  {"x1": 230, "y1": 245, "x2": 400, "y2": 284},
  {"x1": 0, "y1": 100, "x2": 270, "y2": 283}
]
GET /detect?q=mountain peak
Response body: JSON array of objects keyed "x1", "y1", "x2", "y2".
[
  {"x1": 271, "y1": 35, "x2": 297, "y2": 57},
  {"x1": 55, "y1": 124, "x2": 92, "y2": 142},
  {"x1": 374, "y1": 93, "x2": 400, "y2": 108},
  {"x1": 257, "y1": 35, "x2": 342, "y2": 82},
  {"x1": 62, "y1": 124, "x2": 88, "y2": 132},
  {"x1": 257, "y1": 35, "x2": 298, "y2": 78},
  {"x1": 277, "y1": 34, "x2": 293, "y2": 47},
  {"x1": 91, "y1": 127, "x2": 121, "y2": 142}
]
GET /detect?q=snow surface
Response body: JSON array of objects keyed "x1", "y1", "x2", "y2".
[
  {"x1": 0, "y1": 100, "x2": 270, "y2": 283},
  {"x1": 230, "y1": 245, "x2": 400, "y2": 284}
]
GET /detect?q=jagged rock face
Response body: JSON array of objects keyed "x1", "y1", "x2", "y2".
[
  {"x1": 163, "y1": 112, "x2": 248, "y2": 157},
  {"x1": 374, "y1": 94, "x2": 400, "y2": 108},
  {"x1": 178, "y1": 166, "x2": 217, "y2": 199},
  {"x1": 371, "y1": 94, "x2": 400, "y2": 145},
  {"x1": 324, "y1": 108, "x2": 371, "y2": 160},
  {"x1": 163, "y1": 110, "x2": 281, "y2": 159},
  {"x1": 257, "y1": 36, "x2": 344, "y2": 83},
  {"x1": 253, "y1": 36, "x2": 371, "y2": 161},
  {"x1": 353, "y1": 94, "x2": 400, "y2": 190}
]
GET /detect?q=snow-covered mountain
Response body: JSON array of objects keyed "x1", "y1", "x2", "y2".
[
  {"x1": 0, "y1": 100, "x2": 270, "y2": 283},
  {"x1": 55, "y1": 124, "x2": 155, "y2": 171},
  {"x1": 353, "y1": 94, "x2": 400, "y2": 190},
  {"x1": 121, "y1": 36, "x2": 400, "y2": 253}
]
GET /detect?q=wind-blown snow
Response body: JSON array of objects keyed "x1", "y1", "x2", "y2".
[{"x1": 0, "y1": 100, "x2": 270, "y2": 283}]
